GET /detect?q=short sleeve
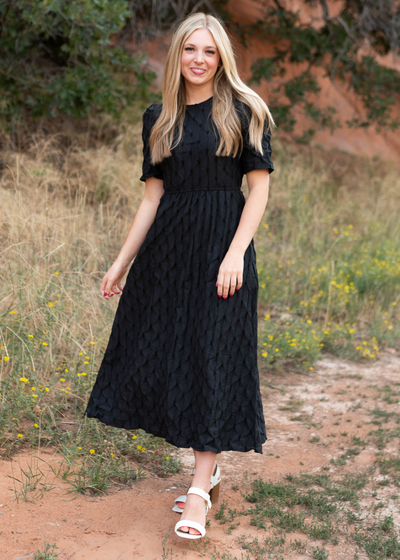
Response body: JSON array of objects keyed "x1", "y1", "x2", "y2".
[
  {"x1": 239, "y1": 105, "x2": 274, "y2": 176},
  {"x1": 140, "y1": 104, "x2": 164, "y2": 182}
]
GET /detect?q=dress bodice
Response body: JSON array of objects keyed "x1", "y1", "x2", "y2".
[{"x1": 140, "y1": 96, "x2": 274, "y2": 192}]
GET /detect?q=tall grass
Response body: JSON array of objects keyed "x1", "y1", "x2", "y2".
[
  {"x1": 256, "y1": 144, "x2": 400, "y2": 369},
  {"x1": 0, "y1": 109, "x2": 181, "y2": 484},
  {"x1": 0, "y1": 106, "x2": 399, "y2": 485}
]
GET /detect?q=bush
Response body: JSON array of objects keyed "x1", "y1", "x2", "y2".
[{"x1": 0, "y1": 0, "x2": 154, "y2": 126}]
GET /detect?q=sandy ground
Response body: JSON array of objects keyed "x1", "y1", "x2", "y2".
[{"x1": 1, "y1": 353, "x2": 400, "y2": 560}]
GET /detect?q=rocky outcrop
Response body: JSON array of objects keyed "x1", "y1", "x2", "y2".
[{"x1": 142, "y1": 0, "x2": 400, "y2": 161}]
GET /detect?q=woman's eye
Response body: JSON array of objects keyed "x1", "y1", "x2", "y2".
[{"x1": 184, "y1": 47, "x2": 215, "y2": 55}]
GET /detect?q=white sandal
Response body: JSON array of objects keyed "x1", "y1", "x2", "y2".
[
  {"x1": 172, "y1": 463, "x2": 221, "y2": 513},
  {"x1": 174, "y1": 487, "x2": 211, "y2": 539}
]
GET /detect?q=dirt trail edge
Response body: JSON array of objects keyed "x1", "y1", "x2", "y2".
[{"x1": 1, "y1": 354, "x2": 400, "y2": 560}]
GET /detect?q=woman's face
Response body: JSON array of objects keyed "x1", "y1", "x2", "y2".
[{"x1": 181, "y1": 28, "x2": 221, "y2": 88}]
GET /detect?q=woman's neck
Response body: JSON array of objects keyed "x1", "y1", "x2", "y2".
[{"x1": 185, "y1": 83, "x2": 214, "y2": 106}]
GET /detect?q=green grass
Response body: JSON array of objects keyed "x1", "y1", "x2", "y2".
[
  {"x1": 211, "y1": 379, "x2": 400, "y2": 559},
  {"x1": 34, "y1": 542, "x2": 59, "y2": 560},
  {"x1": 214, "y1": 469, "x2": 400, "y2": 560}
]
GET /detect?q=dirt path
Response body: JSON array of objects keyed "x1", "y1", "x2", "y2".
[{"x1": 1, "y1": 353, "x2": 400, "y2": 560}]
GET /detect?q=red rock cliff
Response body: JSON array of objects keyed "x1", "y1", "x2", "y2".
[{"x1": 142, "y1": 0, "x2": 400, "y2": 161}]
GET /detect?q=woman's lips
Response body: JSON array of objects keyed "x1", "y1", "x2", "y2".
[{"x1": 190, "y1": 67, "x2": 206, "y2": 75}]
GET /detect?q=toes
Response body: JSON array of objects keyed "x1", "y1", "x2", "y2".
[{"x1": 189, "y1": 528, "x2": 201, "y2": 535}]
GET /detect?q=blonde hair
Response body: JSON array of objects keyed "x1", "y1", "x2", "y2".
[{"x1": 150, "y1": 12, "x2": 276, "y2": 164}]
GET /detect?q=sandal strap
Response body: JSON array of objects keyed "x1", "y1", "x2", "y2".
[
  {"x1": 174, "y1": 494, "x2": 187, "y2": 505},
  {"x1": 211, "y1": 464, "x2": 221, "y2": 488},
  {"x1": 175, "y1": 518, "x2": 206, "y2": 539},
  {"x1": 188, "y1": 486, "x2": 212, "y2": 509}
]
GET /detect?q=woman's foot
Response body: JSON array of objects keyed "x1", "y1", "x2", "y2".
[
  {"x1": 178, "y1": 489, "x2": 208, "y2": 535},
  {"x1": 175, "y1": 460, "x2": 217, "y2": 510}
]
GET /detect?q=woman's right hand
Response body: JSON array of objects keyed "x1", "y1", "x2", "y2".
[{"x1": 101, "y1": 260, "x2": 129, "y2": 299}]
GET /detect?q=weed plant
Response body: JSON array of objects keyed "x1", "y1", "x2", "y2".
[
  {"x1": 216, "y1": 470, "x2": 399, "y2": 560},
  {"x1": 34, "y1": 541, "x2": 58, "y2": 560}
]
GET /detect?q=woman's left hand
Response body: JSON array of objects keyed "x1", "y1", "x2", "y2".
[{"x1": 216, "y1": 248, "x2": 244, "y2": 299}]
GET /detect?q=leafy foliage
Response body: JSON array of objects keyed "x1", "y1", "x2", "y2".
[
  {"x1": 0, "y1": 0, "x2": 155, "y2": 124},
  {"x1": 235, "y1": 0, "x2": 400, "y2": 137}
]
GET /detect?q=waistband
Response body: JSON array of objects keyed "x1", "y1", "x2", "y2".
[{"x1": 163, "y1": 188, "x2": 242, "y2": 194}]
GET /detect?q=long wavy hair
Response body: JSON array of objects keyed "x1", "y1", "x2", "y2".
[{"x1": 150, "y1": 12, "x2": 276, "y2": 164}]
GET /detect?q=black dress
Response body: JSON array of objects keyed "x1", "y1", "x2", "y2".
[{"x1": 84, "y1": 95, "x2": 274, "y2": 454}]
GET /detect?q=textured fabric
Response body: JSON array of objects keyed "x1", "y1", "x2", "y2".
[{"x1": 84, "y1": 96, "x2": 274, "y2": 454}]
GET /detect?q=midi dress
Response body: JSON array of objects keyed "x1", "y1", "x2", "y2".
[{"x1": 84, "y1": 95, "x2": 274, "y2": 454}]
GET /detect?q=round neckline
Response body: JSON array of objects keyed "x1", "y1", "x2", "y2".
[{"x1": 186, "y1": 95, "x2": 213, "y2": 107}]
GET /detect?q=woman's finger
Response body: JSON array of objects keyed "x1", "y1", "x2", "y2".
[
  {"x1": 216, "y1": 274, "x2": 223, "y2": 298},
  {"x1": 104, "y1": 280, "x2": 115, "y2": 299},
  {"x1": 101, "y1": 276, "x2": 108, "y2": 296},
  {"x1": 222, "y1": 277, "x2": 230, "y2": 299},
  {"x1": 113, "y1": 277, "x2": 124, "y2": 295},
  {"x1": 229, "y1": 275, "x2": 237, "y2": 296},
  {"x1": 236, "y1": 272, "x2": 243, "y2": 292}
]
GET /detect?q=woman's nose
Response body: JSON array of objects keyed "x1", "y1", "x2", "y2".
[{"x1": 194, "y1": 50, "x2": 205, "y2": 63}]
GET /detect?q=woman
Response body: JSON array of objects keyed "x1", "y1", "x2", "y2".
[{"x1": 85, "y1": 12, "x2": 275, "y2": 540}]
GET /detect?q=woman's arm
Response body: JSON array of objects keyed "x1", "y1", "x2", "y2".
[
  {"x1": 216, "y1": 169, "x2": 270, "y2": 299},
  {"x1": 101, "y1": 177, "x2": 164, "y2": 298}
]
